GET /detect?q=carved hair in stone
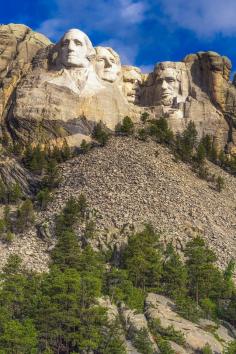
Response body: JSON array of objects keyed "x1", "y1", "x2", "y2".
[
  {"x1": 154, "y1": 62, "x2": 188, "y2": 107},
  {"x1": 95, "y1": 46, "x2": 121, "y2": 83},
  {"x1": 54, "y1": 29, "x2": 95, "y2": 69},
  {"x1": 122, "y1": 65, "x2": 142, "y2": 104}
]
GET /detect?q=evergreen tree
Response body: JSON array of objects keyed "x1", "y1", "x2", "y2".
[
  {"x1": 162, "y1": 243, "x2": 188, "y2": 298},
  {"x1": 123, "y1": 224, "x2": 162, "y2": 291},
  {"x1": 16, "y1": 199, "x2": 35, "y2": 232},
  {"x1": 51, "y1": 230, "x2": 81, "y2": 270},
  {"x1": 184, "y1": 236, "x2": 224, "y2": 305},
  {"x1": 93, "y1": 122, "x2": 110, "y2": 146},
  {"x1": 36, "y1": 188, "x2": 52, "y2": 210},
  {"x1": 118, "y1": 116, "x2": 134, "y2": 135}
]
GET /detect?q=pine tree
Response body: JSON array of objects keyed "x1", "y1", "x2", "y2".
[
  {"x1": 184, "y1": 236, "x2": 224, "y2": 305},
  {"x1": 162, "y1": 243, "x2": 188, "y2": 298},
  {"x1": 123, "y1": 224, "x2": 162, "y2": 291},
  {"x1": 16, "y1": 199, "x2": 35, "y2": 232}
]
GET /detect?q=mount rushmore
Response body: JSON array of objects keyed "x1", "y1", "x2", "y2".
[{"x1": 1, "y1": 23, "x2": 236, "y2": 153}]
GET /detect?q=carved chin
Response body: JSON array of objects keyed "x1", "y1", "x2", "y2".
[
  {"x1": 160, "y1": 96, "x2": 174, "y2": 106},
  {"x1": 101, "y1": 73, "x2": 117, "y2": 83},
  {"x1": 63, "y1": 57, "x2": 89, "y2": 68}
]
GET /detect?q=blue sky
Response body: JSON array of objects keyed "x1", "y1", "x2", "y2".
[{"x1": 1, "y1": 0, "x2": 236, "y2": 74}]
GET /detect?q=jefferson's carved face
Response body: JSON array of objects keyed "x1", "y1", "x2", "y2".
[
  {"x1": 59, "y1": 29, "x2": 90, "y2": 68},
  {"x1": 122, "y1": 67, "x2": 142, "y2": 103},
  {"x1": 155, "y1": 68, "x2": 179, "y2": 106},
  {"x1": 95, "y1": 47, "x2": 121, "y2": 82}
]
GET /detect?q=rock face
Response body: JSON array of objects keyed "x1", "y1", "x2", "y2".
[
  {"x1": 4, "y1": 136, "x2": 231, "y2": 273},
  {"x1": 6, "y1": 28, "x2": 134, "y2": 148},
  {"x1": 0, "y1": 24, "x2": 51, "y2": 124},
  {"x1": 145, "y1": 293, "x2": 235, "y2": 353},
  {"x1": 1, "y1": 24, "x2": 236, "y2": 152}
]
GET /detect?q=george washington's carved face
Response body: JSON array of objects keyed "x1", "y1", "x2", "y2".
[
  {"x1": 95, "y1": 47, "x2": 121, "y2": 82},
  {"x1": 59, "y1": 29, "x2": 94, "y2": 68}
]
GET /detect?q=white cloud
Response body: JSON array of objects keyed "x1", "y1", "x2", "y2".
[
  {"x1": 159, "y1": 0, "x2": 236, "y2": 37},
  {"x1": 99, "y1": 39, "x2": 139, "y2": 65},
  {"x1": 36, "y1": 0, "x2": 148, "y2": 65}
]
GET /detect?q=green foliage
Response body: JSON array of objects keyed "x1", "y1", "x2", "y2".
[
  {"x1": 215, "y1": 175, "x2": 225, "y2": 192},
  {"x1": 105, "y1": 268, "x2": 145, "y2": 312},
  {"x1": 80, "y1": 139, "x2": 91, "y2": 153},
  {"x1": 42, "y1": 159, "x2": 61, "y2": 190},
  {"x1": 148, "y1": 117, "x2": 174, "y2": 144},
  {"x1": 23, "y1": 142, "x2": 72, "y2": 175},
  {"x1": 184, "y1": 236, "x2": 224, "y2": 305},
  {"x1": 131, "y1": 328, "x2": 154, "y2": 354},
  {"x1": 195, "y1": 143, "x2": 207, "y2": 165},
  {"x1": 118, "y1": 116, "x2": 134, "y2": 135},
  {"x1": 162, "y1": 243, "x2": 187, "y2": 298},
  {"x1": 122, "y1": 224, "x2": 162, "y2": 291},
  {"x1": 224, "y1": 340, "x2": 236, "y2": 354},
  {"x1": 202, "y1": 343, "x2": 213, "y2": 354},
  {"x1": 140, "y1": 111, "x2": 150, "y2": 124},
  {"x1": 0, "y1": 181, "x2": 23, "y2": 204},
  {"x1": 175, "y1": 294, "x2": 202, "y2": 322},
  {"x1": 36, "y1": 188, "x2": 52, "y2": 210},
  {"x1": 138, "y1": 128, "x2": 148, "y2": 141},
  {"x1": 93, "y1": 121, "x2": 110, "y2": 146},
  {"x1": 0, "y1": 319, "x2": 38, "y2": 353},
  {"x1": 200, "y1": 298, "x2": 217, "y2": 320},
  {"x1": 16, "y1": 199, "x2": 35, "y2": 232},
  {"x1": 157, "y1": 337, "x2": 175, "y2": 354},
  {"x1": 149, "y1": 318, "x2": 185, "y2": 346},
  {"x1": 55, "y1": 195, "x2": 87, "y2": 234},
  {"x1": 174, "y1": 121, "x2": 198, "y2": 162}
]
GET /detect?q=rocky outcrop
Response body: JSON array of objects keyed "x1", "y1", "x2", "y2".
[
  {"x1": 0, "y1": 150, "x2": 37, "y2": 195},
  {"x1": 145, "y1": 293, "x2": 235, "y2": 353},
  {"x1": 0, "y1": 24, "x2": 51, "y2": 124},
  {"x1": 1, "y1": 136, "x2": 230, "y2": 273},
  {"x1": 1, "y1": 25, "x2": 236, "y2": 153}
]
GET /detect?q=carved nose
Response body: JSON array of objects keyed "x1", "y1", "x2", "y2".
[
  {"x1": 161, "y1": 80, "x2": 168, "y2": 89},
  {"x1": 68, "y1": 41, "x2": 76, "y2": 51},
  {"x1": 104, "y1": 59, "x2": 112, "y2": 68}
]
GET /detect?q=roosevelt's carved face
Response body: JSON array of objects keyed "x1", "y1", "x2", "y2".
[
  {"x1": 95, "y1": 47, "x2": 121, "y2": 83},
  {"x1": 155, "y1": 68, "x2": 179, "y2": 106},
  {"x1": 59, "y1": 29, "x2": 92, "y2": 68},
  {"x1": 122, "y1": 67, "x2": 142, "y2": 103}
]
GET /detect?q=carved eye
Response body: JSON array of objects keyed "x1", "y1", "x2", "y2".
[
  {"x1": 166, "y1": 77, "x2": 175, "y2": 83},
  {"x1": 110, "y1": 58, "x2": 115, "y2": 63},
  {"x1": 97, "y1": 57, "x2": 105, "y2": 62},
  {"x1": 61, "y1": 40, "x2": 69, "y2": 47},
  {"x1": 74, "y1": 40, "x2": 82, "y2": 46}
]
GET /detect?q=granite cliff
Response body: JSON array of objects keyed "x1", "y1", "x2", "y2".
[{"x1": 0, "y1": 24, "x2": 236, "y2": 154}]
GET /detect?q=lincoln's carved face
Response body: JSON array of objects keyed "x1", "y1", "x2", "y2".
[
  {"x1": 155, "y1": 68, "x2": 179, "y2": 106},
  {"x1": 59, "y1": 29, "x2": 94, "y2": 68},
  {"x1": 122, "y1": 67, "x2": 142, "y2": 103},
  {"x1": 95, "y1": 47, "x2": 121, "y2": 83}
]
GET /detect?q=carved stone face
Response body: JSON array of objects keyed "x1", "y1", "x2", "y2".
[
  {"x1": 155, "y1": 68, "x2": 179, "y2": 106},
  {"x1": 95, "y1": 47, "x2": 121, "y2": 83},
  {"x1": 59, "y1": 29, "x2": 92, "y2": 68},
  {"x1": 122, "y1": 66, "x2": 142, "y2": 103}
]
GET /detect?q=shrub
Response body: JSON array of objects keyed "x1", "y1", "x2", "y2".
[
  {"x1": 80, "y1": 139, "x2": 91, "y2": 153},
  {"x1": 16, "y1": 199, "x2": 35, "y2": 232},
  {"x1": 93, "y1": 122, "x2": 110, "y2": 146},
  {"x1": 117, "y1": 116, "x2": 134, "y2": 135},
  {"x1": 140, "y1": 112, "x2": 150, "y2": 124},
  {"x1": 202, "y1": 343, "x2": 213, "y2": 354},
  {"x1": 138, "y1": 128, "x2": 148, "y2": 141},
  {"x1": 131, "y1": 328, "x2": 154, "y2": 354},
  {"x1": 215, "y1": 176, "x2": 225, "y2": 192}
]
